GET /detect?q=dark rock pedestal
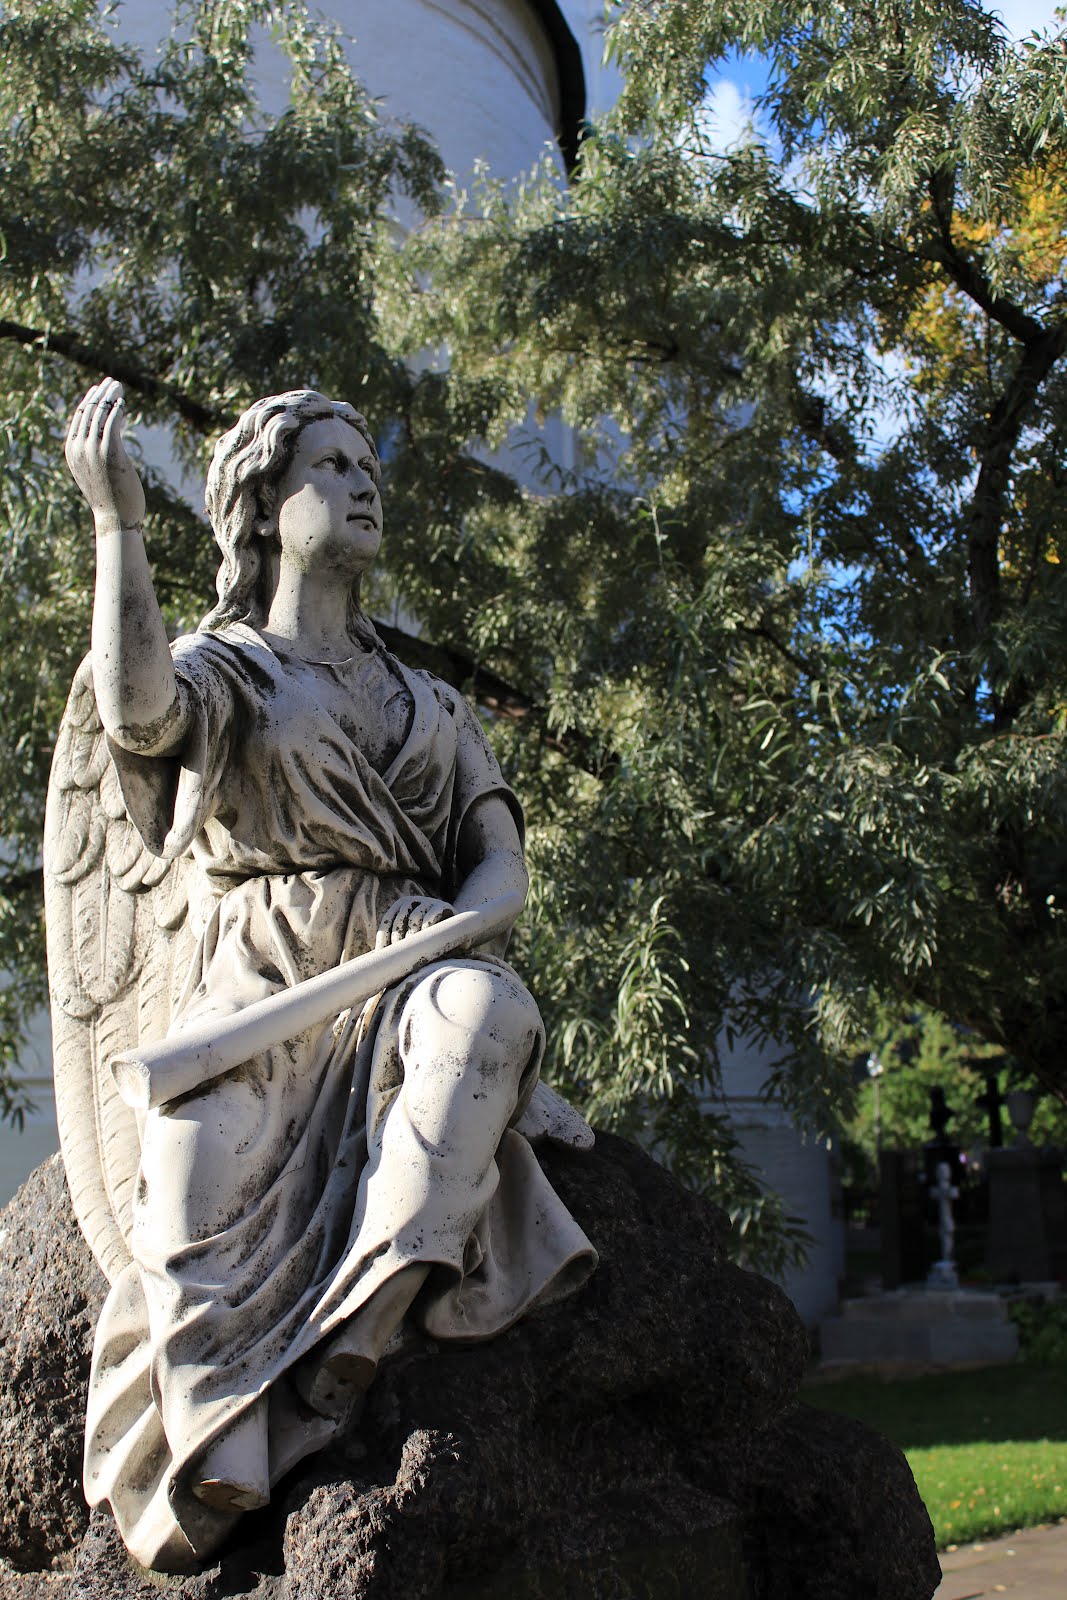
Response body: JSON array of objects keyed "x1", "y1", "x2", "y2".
[{"x1": 0, "y1": 1140, "x2": 940, "y2": 1600}]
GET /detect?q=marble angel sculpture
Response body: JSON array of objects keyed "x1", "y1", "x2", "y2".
[{"x1": 46, "y1": 379, "x2": 597, "y2": 1573}]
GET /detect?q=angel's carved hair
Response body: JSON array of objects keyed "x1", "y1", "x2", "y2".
[{"x1": 201, "y1": 390, "x2": 380, "y2": 632}]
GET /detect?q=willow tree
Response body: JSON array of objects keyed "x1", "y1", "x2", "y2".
[
  {"x1": 9, "y1": 0, "x2": 1066, "y2": 1267},
  {"x1": 389, "y1": 0, "x2": 1067, "y2": 1166},
  {"x1": 0, "y1": 0, "x2": 445, "y2": 1110}
]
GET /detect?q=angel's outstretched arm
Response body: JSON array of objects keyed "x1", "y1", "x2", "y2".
[{"x1": 66, "y1": 379, "x2": 191, "y2": 755}]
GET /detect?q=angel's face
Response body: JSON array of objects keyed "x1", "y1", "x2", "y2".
[{"x1": 269, "y1": 416, "x2": 382, "y2": 577}]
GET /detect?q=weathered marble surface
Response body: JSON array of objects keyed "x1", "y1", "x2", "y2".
[
  {"x1": 50, "y1": 382, "x2": 597, "y2": 1569},
  {"x1": 0, "y1": 1140, "x2": 941, "y2": 1600}
]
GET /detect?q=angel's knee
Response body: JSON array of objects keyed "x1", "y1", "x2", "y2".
[
  {"x1": 390, "y1": 965, "x2": 542, "y2": 1153},
  {"x1": 401, "y1": 964, "x2": 543, "y2": 1081}
]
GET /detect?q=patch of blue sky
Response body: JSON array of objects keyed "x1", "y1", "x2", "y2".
[
  {"x1": 700, "y1": 47, "x2": 773, "y2": 150},
  {"x1": 697, "y1": 1, "x2": 1065, "y2": 158},
  {"x1": 990, "y1": 1, "x2": 1067, "y2": 41},
  {"x1": 694, "y1": 53, "x2": 773, "y2": 166},
  {"x1": 817, "y1": 340, "x2": 930, "y2": 463}
]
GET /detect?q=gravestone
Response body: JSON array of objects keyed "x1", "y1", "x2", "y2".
[
  {"x1": 986, "y1": 1147, "x2": 1067, "y2": 1283},
  {"x1": 879, "y1": 1152, "x2": 930, "y2": 1290},
  {"x1": 984, "y1": 1087, "x2": 1067, "y2": 1283}
]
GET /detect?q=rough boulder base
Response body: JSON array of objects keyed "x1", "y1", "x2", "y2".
[{"x1": 0, "y1": 1138, "x2": 941, "y2": 1599}]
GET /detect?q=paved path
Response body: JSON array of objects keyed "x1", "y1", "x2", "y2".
[{"x1": 934, "y1": 1520, "x2": 1067, "y2": 1598}]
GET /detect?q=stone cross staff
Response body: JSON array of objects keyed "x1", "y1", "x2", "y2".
[
  {"x1": 930, "y1": 1159, "x2": 959, "y2": 1263},
  {"x1": 112, "y1": 891, "x2": 524, "y2": 1111}
]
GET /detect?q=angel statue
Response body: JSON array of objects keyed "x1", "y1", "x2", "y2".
[{"x1": 47, "y1": 378, "x2": 598, "y2": 1572}]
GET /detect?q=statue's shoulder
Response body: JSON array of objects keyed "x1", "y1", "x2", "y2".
[
  {"x1": 399, "y1": 663, "x2": 477, "y2": 726},
  {"x1": 414, "y1": 666, "x2": 462, "y2": 713},
  {"x1": 170, "y1": 622, "x2": 287, "y2": 697},
  {"x1": 375, "y1": 650, "x2": 475, "y2": 729},
  {"x1": 414, "y1": 671, "x2": 501, "y2": 765},
  {"x1": 172, "y1": 620, "x2": 261, "y2": 664}
]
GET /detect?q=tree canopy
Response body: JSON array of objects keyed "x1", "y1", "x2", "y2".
[
  {"x1": 397, "y1": 0, "x2": 1067, "y2": 1126},
  {"x1": 3, "y1": 0, "x2": 1067, "y2": 1266},
  {"x1": 0, "y1": 0, "x2": 445, "y2": 1113}
]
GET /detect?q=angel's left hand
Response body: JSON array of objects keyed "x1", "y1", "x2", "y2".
[{"x1": 374, "y1": 895, "x2": 454, "y2": 948}]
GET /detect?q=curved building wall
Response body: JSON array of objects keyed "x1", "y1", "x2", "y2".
[
  {"x1": 711, "y1": 1028, "x2": 845, "y2": 1327},
  {"x1": 115, "y1": 0, "x2": 577, "y2": 182}
]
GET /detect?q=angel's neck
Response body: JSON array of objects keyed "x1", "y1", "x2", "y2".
[{"x1": 263, "y1": 566, "x2": 359, "y2": 659}]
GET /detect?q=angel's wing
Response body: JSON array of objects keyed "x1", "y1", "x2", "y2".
[{"x1": 44, "y1": 656, "x2": 197, "y2": 1284}]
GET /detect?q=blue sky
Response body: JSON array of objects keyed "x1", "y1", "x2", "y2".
[
  {"x1": 704, "y1": 2, "x2": 1066, "y2": 149},
  {"x1": 694, "y1": 4, "x2": 1067, "y2": 466}
]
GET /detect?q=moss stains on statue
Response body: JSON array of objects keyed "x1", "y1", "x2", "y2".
[{"x1": 48, "y1": 380, "x2": 597, "y2": 1572}]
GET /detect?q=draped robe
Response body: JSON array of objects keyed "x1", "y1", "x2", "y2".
[{"x1": 82, "y1": 623, "x2": 597, "y2": 1571}]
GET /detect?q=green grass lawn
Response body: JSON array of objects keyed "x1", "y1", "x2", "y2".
[{"x1": 801, "y1": 1365, "x2": 1067, "y2": 1548}]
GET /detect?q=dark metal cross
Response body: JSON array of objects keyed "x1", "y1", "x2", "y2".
[{"x1": 975, "y1": 1070, "x2": 1004, "y2": 1149}]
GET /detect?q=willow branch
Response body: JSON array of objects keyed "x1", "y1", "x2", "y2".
[
  {"x1": 965, "y1": 322, "x2": 1067, "y2": 657},
  {"x1": 373, "y1": 619, "x2": 606, "y2": 775},
  {"x1": 0, "y1": 318, "x2": 228, "y2": 432},
  {"x1": 924, "y1": 176, "x2": 1045, "y2": 345},
  {"x1": 737, "y1": 622, "x2": 818, "y2": 678}
]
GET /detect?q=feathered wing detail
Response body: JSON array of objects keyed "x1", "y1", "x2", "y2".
[{"x1": 44, "y1": 656, "x2": 196, "y2": 1284}]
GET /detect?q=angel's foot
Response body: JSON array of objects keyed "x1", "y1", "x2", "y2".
[{"x1": 191, "y1": 1406, "x2": 270, "y2": 1512}]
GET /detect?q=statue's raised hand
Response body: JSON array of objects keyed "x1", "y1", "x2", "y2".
[{"x1": 65, "y1": 378, "x2": 146, "y2": 534}]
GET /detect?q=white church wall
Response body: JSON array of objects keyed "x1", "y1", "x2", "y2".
[
  {"x1": 560, "y1": 0, "x2": 622, "y2": 117},
  {"x1": 116, "y1": 0, "x2": 570, "y2": 183},
  {"x1": 730, "y1": 1107, "x2": 843, "y2": 1327},
  {"x1": 712, "y1": 1029, "x2": 845, "y2": 1327}
]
